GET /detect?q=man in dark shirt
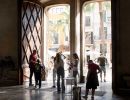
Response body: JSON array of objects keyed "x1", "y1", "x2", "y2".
[{"x1": 97, "y1": 54, "x2": 108, "y2": 82}]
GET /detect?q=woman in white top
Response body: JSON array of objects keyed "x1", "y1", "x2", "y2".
[
  {"x1": 54, "y1": 53, "x2": 65, "y2": 93},
  {"x1": 71, "y1": 53, "x2": 79, "y2": 86}
]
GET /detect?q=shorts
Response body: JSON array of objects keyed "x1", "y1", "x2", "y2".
[{"x1": 100, "y1": 66, "x2": 106, "y2": 74}]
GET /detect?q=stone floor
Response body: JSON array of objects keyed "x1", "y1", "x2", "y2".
[
  {"x1": 0, "y1": 81, "x2": 129, "y2": 100},
  {"x1": 0, "y1": 68, "x2": 130, "y2": 100}
]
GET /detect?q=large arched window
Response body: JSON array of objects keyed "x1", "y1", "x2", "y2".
[
  {"x1": 21, "y1": 1, "x2": 43, "y2": 82},
  {"x1": 82, "y1": 1, "x2": 111, "y2": 81},
  {"x1": 44, "y1": 5, "x2": 70, "y2": 81}
]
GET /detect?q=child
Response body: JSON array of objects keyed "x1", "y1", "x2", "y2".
[{"x1": 34, "y1": 59, "x2": 44, "y2": 88}]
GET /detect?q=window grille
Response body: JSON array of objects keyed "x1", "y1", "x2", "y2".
[{"x1": 21, "y1": 1, "x2": 42, "y2": 64}]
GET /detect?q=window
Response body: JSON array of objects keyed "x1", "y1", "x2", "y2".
[
  {"x1": 100, "y1": 43, "x2": 107, "y2": 56},
  {"x1": 22, "y1": 2, "x2": 42, "y2": 64},
  {"x1": 44, "y1": 5, "x2": 70, "y2": 81},
  {"x1": 104, "y1": 27, "x2": 107, "y2": 39},
  {"x1": 85, "y1": 16, "x2": 91, "y2": 26}
]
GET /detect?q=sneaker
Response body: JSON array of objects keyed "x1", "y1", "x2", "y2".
[
  {"x1": 83, "y1": 95, "x2": 88, "y2": 99},
  {"x1": 35, "y1": 85, "x2": 37, "y2": 88},
  {"x1": 29, "y1": 84, "x2": 34, "y2": 86},
  {"x1": 52, "y1": 86, "x2": 56, "y2": 88},
  {"x1": 91, "y1": 96, "x2": 94, "y2": 99},
  {"x1": 57, "y1": 90, "x2": 60, "y2": 93},
  {"x1": 104, "y1": 79, "x2": 106, "y2": 82}
]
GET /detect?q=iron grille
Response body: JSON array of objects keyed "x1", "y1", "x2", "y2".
[{"x1": 21, "y1": 1, "x2": 42, "y2": 64}]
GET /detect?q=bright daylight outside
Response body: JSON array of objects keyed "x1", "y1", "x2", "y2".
[
  {"x1": 83, "y1": 1, "x2": 112, "y2": 82},
  {"x1": 44, "y1": 5, "x2": 70, "y2": 82}
]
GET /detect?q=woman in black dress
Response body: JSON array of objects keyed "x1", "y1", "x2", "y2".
[{"x1": 85, "y1": 60, "x2": 101, "y2": 99}]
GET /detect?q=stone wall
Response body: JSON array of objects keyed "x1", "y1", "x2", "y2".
[
  {"x1": 112, "y1": 0, "x2": 130, "y2": 94},
  {"x1": 0, "y1": 0, "x2": 19, "y2": 86}
]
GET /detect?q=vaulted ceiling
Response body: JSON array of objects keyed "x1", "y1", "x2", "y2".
[
  {"x1": 39, "y1": 0, "x2": 51, "y2": 3},
  {"x1": 39, "y1": 0, "x2": 69, "y2": 3},
  {"x1": 39, "y1": 0, "x2": 70, "y2": 5}
]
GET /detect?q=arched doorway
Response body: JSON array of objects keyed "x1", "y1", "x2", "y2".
[
  {"x1": 82, "y1": 1, "x2": 112, "y2": 82},
  {"x1": 44, "y1": 5, "x2": 70, "y2": 82}
]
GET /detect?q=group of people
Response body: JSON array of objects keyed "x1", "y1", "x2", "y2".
[
  {"x1": 28, "y1": 50, "x2": 108, "y2": 99},
  {"x1": 29, "y1": 50, "x2": 45, "y2": 89},
  {"x1": 52, "y1": 52, "x2": 79, "y2": 93},
  {"x1": 28, "y1": 49, "x2": 79, "y2": 92}
]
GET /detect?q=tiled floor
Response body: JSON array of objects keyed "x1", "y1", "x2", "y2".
[{"x1": 0, "y1": 68, "x2": 130, "y2": 100}]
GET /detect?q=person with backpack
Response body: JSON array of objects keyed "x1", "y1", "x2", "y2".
[{"x1": 34, "y1": 59, "x2": 45, "y2": 89}]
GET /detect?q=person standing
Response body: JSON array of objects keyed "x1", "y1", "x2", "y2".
[
  {"x1": 71, "y1": 53, "x2": 79, "y2": 86},
  {"x1": 34, "y1": 59, "x2": 44, "y2": 89},
  {"x1": 97, "y1": 54, "x2": 108, "y2": 82},
  {"x1": 29, "y1": 50, "x2": 37, "y2": 86},
  {"x1": 51, "y1": 56, "x2": 57, "y2": 88},
  {"x1": 85, "y1": 60, "x2": 101, "y2": 99},
  {"x1": 54, "y1": 53, "x2": 65, "y2": 93}
]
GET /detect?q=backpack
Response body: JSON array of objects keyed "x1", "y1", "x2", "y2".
[{"x1": 35, "y1": 63, "x2": 41, "y2": 72}]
